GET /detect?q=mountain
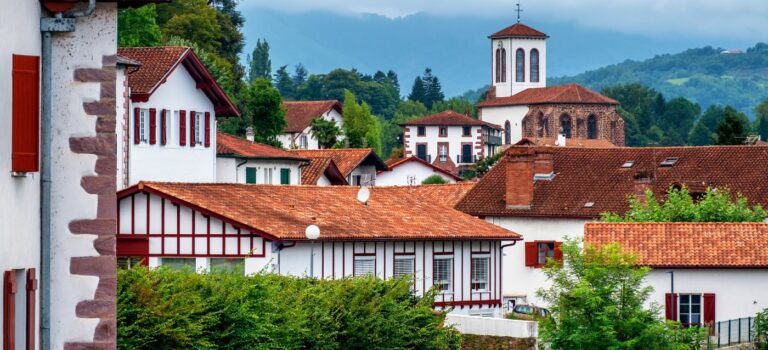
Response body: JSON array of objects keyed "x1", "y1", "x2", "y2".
[{"x1": 550, "y1": 43, "x2": 768, "y2": 117}]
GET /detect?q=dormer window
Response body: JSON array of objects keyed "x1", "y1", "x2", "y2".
[{"x1": 439, "y1": 127, "x2": 448, "y2": 137}]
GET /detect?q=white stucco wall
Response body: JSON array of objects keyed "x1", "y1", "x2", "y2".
[
  {"x1": 125, "y1": 61, "x2": 218, "y2": 185},
  {"x1": 116, "y1": 66, "x2": 127, "y2": 189},
  {"x1": 404, "y1": 125, "x2": 483, "y2": 165},
  {"x1": 491, "y1": 37, "x2": 547, "y2": 98},
  {"x1": 478, "y1": 105, "x2": 529, "y2": 146},
  {"x1": 278, "y1": 108, "x2": 343, "y2": 149},
  {"x1": 376, "y1": 161, "x2": 457, "y2": 186},
  {"x1": 348, "y1": 164, "x2": 378, "y2": 185},
  {"x1": 216, "y1": 157, "x2": 302, "y2": 185},
  {"x1": 0, "y1": 1, "x2": 42, "y2": 348},
  {"x1": 316, "y1": 174, "x2": 332, "y2": 186}
]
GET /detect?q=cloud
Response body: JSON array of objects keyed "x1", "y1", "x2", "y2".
[{"x1": 240, "y1": 0, "x2": 768, "y2": 40}]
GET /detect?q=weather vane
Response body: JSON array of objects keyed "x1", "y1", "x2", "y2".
[{"x1": 515, "y1": 0, "x2": 523, "y2": 23}]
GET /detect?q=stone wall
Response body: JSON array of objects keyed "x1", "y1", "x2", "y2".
[{"x1": 521, "y1": 103, "x2": 625, "y2": 146}]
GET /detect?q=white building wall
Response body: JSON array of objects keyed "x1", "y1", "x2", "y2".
[
  {"x1": 404, "y1": 125, "x2": 482, "y2": 165},
  {"x1": 491, "y1": 37, "x2": 547, "y2": 98},
  {"x1": 478, "y1": 105, "x2": 529, "y2": 145},
  {"x1": 316, "y1": 174, "x2": 332, "y2": 186},
  {"x1": 125, "y1": 63, "x2": 218, "y2": 185},
  {"x1": 348, "y1": 164, "x2": 378, "y2": 185},
  {"x1": 279, "y1": 108, "x2": 343, "y2": 149},
  {"x1": 0, "y1": 1, "x2": 42, "y2": 348},
  {"x1": 216, "y1": 157, "x2": 302, "y2": 185},
  {"x1": 376, "y1": 161, "x2": 457, "y2": 186},
  {"x1": 116, "y1": 66, "x2": 127, "y2": 189}
]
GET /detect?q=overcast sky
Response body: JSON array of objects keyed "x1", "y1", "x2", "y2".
[{"x1": 241, "y1": 0, "x2": 768, "y2": 41}]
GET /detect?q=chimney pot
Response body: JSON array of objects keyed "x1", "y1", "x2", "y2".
[{"x1": 245, "y1": 126, "x2": 255, "y2": 142}]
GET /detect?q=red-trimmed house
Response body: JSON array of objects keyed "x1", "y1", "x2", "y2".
[
  {"x1": 116, "y1": 182, "x2": 520, "y2": 316},
  {"x1": 277, "y1": 100, "x2": 343, "y2": 149},
  {"x1": 216, "y1": 131, "x2": 308, "y2": 185},
  {"x1": 377, "y1": 156, "x2": 463, "y2": 186},
  {"x1": 290, "y1": 148, "x2": 389, "y2": 186},
  {"x1": 116, "y1": 46, "x2": 239, "y2": 189}
]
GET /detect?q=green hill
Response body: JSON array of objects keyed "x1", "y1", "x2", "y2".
[{"x1": 549, "y1": 43, "x2": 768, "y2": 118}]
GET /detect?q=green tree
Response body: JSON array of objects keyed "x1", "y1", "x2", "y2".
[
  {"x1": 754, "y1": 98, "x2": 768, "y2": 141},
  {"x1": 158, "y1": 0, "x2": 222, "y2": 54},
  {"x1": 273, "y1": 65, "x2": 296, "y2": 100},
  {"x1": 408, "y1": 77, "x2": 427, "y2": 106},
  {"x1": 342, "y1": 90, "x2": 381, "y2": 153},
  {"x1": 248, "y1": 39, "x2": 271, "y2": 82},
  {"x1": 422, "y1": 68, "x2": 445, "y2": 109},
  {"x1": 688, "y1": 121, "x2": 714, "y2": 146},
  {"x1": 296, "y1": 74, "x2": 324, "y2": 101},
  {"x1": 244, "y1": 78, "x2": 286, "y2": 147},
  {"x1": 699, "y1": 105, "x2": 726, "y2": 131},
  {"x1": 715, "y1": 106, "x2": 750, "y2": 145},
  {"x1": 293, "y1": 63, "x2": 308, "y2": 87},
  {"x1": 538, "y1": 239, "x2": 708, "y2": 350},
  {"x1": 431, "y1": 97, "x2": 476, "y2": 117},
  {"x1": 117, "y1": 4, "x2": 162, "y2": 47},
  {"x1": 659, "y1": 97, "x2": 700, "y2": 145},
  {"x1": 309, "y1": 117, "x2": 342, "y2": 149},
  {"x1": 421, "y1": 175, "x2": 448, "y2": 185}
]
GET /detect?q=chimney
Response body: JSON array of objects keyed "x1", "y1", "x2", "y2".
[
  {"x1": 533, "y1": 150, "x2": 554, "y2": 178},
  {"x1": 245, "y1": 126, "x2": 255, "y2": 142},
  {"x1": 505, "y1": 148, "x2": 535, "y2": 209},
  {"x1": 633, "y1": 170, "x2": 653, "y2": 203}
]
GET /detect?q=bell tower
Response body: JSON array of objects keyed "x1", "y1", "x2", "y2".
[{"x1": 489, "y1": 19, "x2": 548, "y2": 98}]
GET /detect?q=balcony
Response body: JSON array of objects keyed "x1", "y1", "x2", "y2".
[
  {"x1": 456, "y1": 154, "x2": 478, "y2": 165},
  {"x1": 484, "y1": 134, "x2": 502, "y2": 146}
]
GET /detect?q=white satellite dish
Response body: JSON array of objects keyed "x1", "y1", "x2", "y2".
[{"x1": 357, "y1": 186, "x2": 370, "y2": 204}]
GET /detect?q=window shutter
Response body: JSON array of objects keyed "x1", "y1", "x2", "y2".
[
  {"x1": 204, "y1": 112, "x2": 211, "y2": 147},
  {"x1": 553, "y1": 242, "x2": 563, "y2": 264},
  {"x1": 280, "y1": 168, "x2": 290, "y2": 185},
  {"x1": 11, "y1": 55, "x2": 40, "y2": 172},
  {"x1": 3, "y1": 270, "x2": 17, "y2": 350},
  {"x1": 245, "y1": 168, "x2": 256, "y2": 184},
  {"x1": 148, "y1": 108, "x2": 157, "y2": 145},
  {"x1": 179, "y1": 110, "x2": 187, "y2": 146},
  {"x1": 665, "y1": 293, "x2": 678, "y2": 321},
  {"x1": 160, "y1": 110, "x2": 167, "y2": 145},
  {"x1": 190, "y1": 111, "x2": 196, "y2": 147},
  {"x1": 703, "y1": 293, "x2": 715, "y2": 326},
  {"x1": 133, "y1": 108, "x2": 140, "y2": 144},
  {"x1": 524, "y1": 242, "x2": 537, "y2": 267},
  {"x1": 25, "y1": 269, "x2": 36, "y2": 350},
  {"x1": 353, "y1": 258, "x2": 375, "y2": 276}
]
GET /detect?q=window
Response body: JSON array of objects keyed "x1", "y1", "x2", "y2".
[
  {"x1": 264, "y1": 168, "x2": 274, "y2": 184},
  {"x1": 537, "y1": 113, "x2": 547, "y2": 137},
  {"x1": 353, "y1": 256, "x2": 375, "y2": 276},
  {"x1": 622, "y1": 160, "x2": 635, "y2": 168},
  {"x1": 515, "y1": 48, "x2": 525, "y2": 82},
  {"x1": 417, "y1": 126, "x2": 426, "y2": 136},
  {"x1": 179, "y1": 110, "x2": 187, "y2": 146},
  {"x1": 245, "y1": 167, "x2": 257, "y2": 184},
  {"x1": 462, "y1": 126, "x2": 471, "y2": 136},
  {"x1": 495, "y1": 48, "x2": 501, "y2": 83},
  {"x1": 195, "y1": 113, "x2": 203, "y2": 145},
  {"x1": 162, "y1": 258, "x2": 196, "y2": 271},
  {"x1": 660, "y1": 157, "x2": 679, "y2": 167},
  {"x1": 139, "y1": 109, "x2": 149, "y2": 143},
  {"x1": 438, "y1": 144, "x2": 448, "y2": 162},
  {"x1": 587, "y1": 115, "x2": 598, "y2": 139},
  {"x1": 679, "y1": 294, "x2": 702, "y2": 326},
  {"x1": 501, "y1": 48, "x2": 507, "y2": 82},
  {"x1": 210, "y1": 258, "x2": 245, "y2": 273},
  {"x1": 433, "y1": 256, "x2": 453, "y2": 293},
  {"x1": 11, "y1": 54, "x2": 40, "y2": 173},
  {"x1": 117, "y1": 257, "x2": 143, "y2": 269},
  {"x1": 471, "y1": 256, "x2": 489, "y2": 291},
  {"x1": 170, "y1": 110, "x2": 179, "y2": 146},
  {"x1": 530, "y1": 49, "x2": 540, "y2": 83},
  {"x1": 504, "y1": 121, "x2": 511, "y2": 145},
  {"x1": 351, "y1": 175, "x2": 362, "y2": 186},
  {"x1": 416, "y1": 144, "x2": 428, "y2": 161},
  {"x1": 439, "y1": 127, "x2": 448, "y2": 137},
  {"x1": 495, "y1": 45, "x2": 506, "y2": 83},
  {"x1": 394, "y1": 256, "x2": 415, "y2": 290},
  {"x1": 461, "y1": 144, "x2": 473, "y2": 164},
  {"x1": 560, "y1": 115, "x2": 572, "y2": 138},
  {"x1": 280, "y1": 168, "x2": 291, "y2": 185},
  {"x1": 537, "y1": 242, "x2": 555, "y2": 265},
  {"x1": 525, "y1": 241, "x2": 562, "y2": 267},
  {"x1": 299, "y1": 134, "x2": 308, "y2": 149}
]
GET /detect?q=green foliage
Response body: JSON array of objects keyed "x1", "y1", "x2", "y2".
[
  {"x1": 715, "y1": 106, "x2": 751, "y2": 145},
  {"x1": 537, "y1": 239, "x2": 709, "y2": 350},
  {"x1": 273, "y1": 65, "x2": 296, "y2": 99},
  {"x1": 471, "y1": 152, "x2": 502, "y2": 178},
  {"x1": 342, "y1": 90, "x2": 382, "y2": 153},
  {"x1": 118, "y1": 267, "x2": 460, "y2": 350},
  {"x1": 248, "y1": 38, "x2": 271, "y2": 82},
  {"x1": 243, "y1": 78, "x2": 286, "y2": 147},
  {"x1": 422, "y1": 174, "x2": 448, "y2": 185},
  {"x1": 431, "y1": 97, "x2": 477, "y2": 117},
  {"x1": 117, "y1": 4, "x2": 162, "y2": 47},
  {"x1": 158, "y1": 0, "x2": 223, "y2": 54},
  {"x1": 310, "y1": 117, "x2": 342, "y2": 149},
  {"x1": 600, "y1": 186, "x2": 766, "y2": 222},
  {"x1": 755, "y1": 307, "x2": 768, "y2": 349},
  {"x1": 408, "y1": 68, "x2": 444, "y2": 109},
  {"x1": 755, "y1": 99, "x2": 768, "y2": 141}
]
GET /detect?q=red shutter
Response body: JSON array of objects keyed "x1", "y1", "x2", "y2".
[
  {"x1": 160, "y1": 110, "x2": 167, "y2": 145},
  {"x1": 25, "y1": 269, "x2": 36, "y2": 350},
  {"x1": 133, "y1": 108, "x2": 140, "y2": 144},
  {"x1": 3, "y1": 270, "x2": 17, "y2": 350},
  {"x1": 553, "y1": 242, "x2": 563, "y2": 264},
  {"x1": 11, "y1": 55, "x2": 40, "y2": 172},
  {"x1": 664, "y1": 293, "x2": 678, "y2": 321},
  {"x1": 204, "y1": 112, "x2": 211, "y2": 147},
  {"x1": 703, "y1": 293, "x2": 715, "y2": 326},
  {"x1": 148, "y1": 108, "x2": 157, "y2": 145},
  {"x1": 190, "y1": 111, "x2": 196, "y2": 147},
  {"x1": 524, "y1": 242, "x2": 537, "y2": 267},
  {"x1": 179, "y1": 110, "x2": 187, "y2": 146}
]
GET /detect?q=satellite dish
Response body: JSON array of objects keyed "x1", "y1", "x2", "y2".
[{"x1": 357, "y1": 186, "x2": 370, "y2": 204}]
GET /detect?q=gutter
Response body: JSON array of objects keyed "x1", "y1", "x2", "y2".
[{"x1": 39, "y1": 1, "x2": 96, "y2": 349}]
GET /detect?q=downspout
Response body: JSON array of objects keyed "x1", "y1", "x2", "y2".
[
  {"x1": 40, "y1": 1, "x2": 96, "y2": 349},
  {"x1": 235, "y1": 158, "x2": 247, "y2": 183}
]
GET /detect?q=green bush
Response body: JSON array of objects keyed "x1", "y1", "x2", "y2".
[
  {"x1": 422, "y1": 174, "x2": 448, "y2": 185},
  {"x1": 756, "y1": 308, "x2": 768, "y2": 349},
  {"x1": 118, "y1": 267, "x2": 460, "y2": 349}
]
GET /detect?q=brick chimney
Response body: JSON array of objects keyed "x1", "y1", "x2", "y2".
[
  {"x1": 633, "y1": 170, "x2": 654, "y2": 203},
  {"x1": 245, "y1": 126, "x2": 255, "y2": 142},
  {"x1": 505, "y1": 148, "x2": 535, "y2": 209},
  {"x1": 533, "y1": 150, "x2": 554, "y2": 177}
]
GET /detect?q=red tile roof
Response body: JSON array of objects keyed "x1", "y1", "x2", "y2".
[
  {"x1": 123, "y1": 182, "x2": 519, "y2": 241},
  {"x1": 117, "y1": 47, "x2": 239, "y2": 116},
  {"x1": 402, "y1": 110, "x2": 502, "y2": 129},
  {"x1": 515, "y1": 137, "x2": 617, "y2": 148},
  {"x1": 299, "y1": 157, "x2": 348, "y2": 185},
  {"x1": 489, "y1": 23, "x2": 548, "y2": 39},
  {"x1": 290, "y1": 148, "x2": 388, "y2": 176},
  {"x1": 456, "y1": 145, "x2": 768, "y2": 218},
  {"x1": 382, "y1": 156, "x2": 464, "y2": 181},
  {"x1": 477, "y1": 83, "x2": 618, "y2": 107},
  {"x1": 216, "y1": 132, "x2": 306, "y2": 161},
  {"x1": 584, "y1": 222, "x2": 768, "y2": 268},
  {"x1": 283, "y1": 100, "x2": 342, "y2": 133}
]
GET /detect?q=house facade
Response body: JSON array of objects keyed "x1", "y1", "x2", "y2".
[
  {"x1": 377, "y1": 156, "x2": 462, "y2": 186},
  {"x1": 216, "y1": 131, "x2": 307, "y2": 185},
  {"x1": 116, "y1": 46, "x2": 239, "y2": 188},
  {"x1": 116, "y1": 182, "x2": 520, "y2": 316},
  {"x1": 290, "y1": 148, "x2": 388, "y2": 186},
  {"x1": 401, "y1": 110, "x2": 502, "y2": 177},
  {"x1": 278, "y1": 100, "x2": 343, "y2": 149}
]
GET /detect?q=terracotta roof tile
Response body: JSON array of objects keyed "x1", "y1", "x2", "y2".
[
  {"x1": 300, "y1": 157, "x2": 347, "y2": 185},
  {"x1": 477, "y1": 83, "x2": 618, "y2": 107},
  {"x1": 489, "y1": 23, "x2": 548, "y2": 39},
  {"x1": 283, "y1": 100, "x2": 342, "y2": 133},
  {"x1": 456, "y1": 145, "x2": 768, "y2": 218},
  {"x1": 216, "y1": 132, "x2": 305, "y2": 160},
  {"x1": 584, "y1": 222, "x2": 768, "y2": 268},
  {"x1": 127, "y1": 182, "x2": 519, "y2": 241},
  {"x1": 515, "y1": 137, "x2": 617, "y2": 148},
  {"x1": 402, "y1": 110, "x2": 502, "y2": 129},
  {"x1": 290, "y1": 148, "x2": 388, "y2": 176}
]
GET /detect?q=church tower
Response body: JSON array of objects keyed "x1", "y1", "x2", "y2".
[{"x1": 489, "y1": 22, "x2": 548, "y2": 98}]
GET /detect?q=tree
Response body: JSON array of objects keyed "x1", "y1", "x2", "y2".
[
  {"x1": 296, "y1": 74, "x2": 324, "y2": 101},
  {"x1": 421, "y1": 175, "x2": 448, "y2": 185},
  {"x1": 688, "y1": 121, "x2": 714, "y2": 146},
  {"x1": 408, "y1": 77, "x2": 426, "y2": 106},
  {"x1": 244, "y1": 78, "x2": 286, "y2": 147},
  {"x1": 754, "y1": 98, "x2": 768, "y2": 141},
  {"x1": 600, "y1": 186, "x2": 766, "y2": 222},
  {"x1": 309, "y1": 118, "x2": 342, "y2": 149},
  {"x1": 659, "y1": 97, "x2": 699, "y2": 145},
  {"x1": 273, "y1": 65, "x2": 296, "y2": 100},
  {"x1": 118, "y1": 4, "x2": 162, "y2": 47},
  {"x1": 342, "y1": 90, "x2": 381, "y2": 154},
  {"x1": 158, "y1": 0, "x2": 222, "y2": 54},
  {"x1": 248, "y1": 39, "x2": 271, "y2": 82},
  {"x1": 422, "y1": 68, "x2": 445, "y2": 109},
  {"x1": 431, "y1": 97, "x2": 475, "y2": 116},
  {"x1": 293, "y1": 63, "x2": 308, "y2": 87},
  {"x1": 715, "y1": 106, "x2": 750, "y2": 145},
  {"x1": 538, "y1": 239, "x2": 707, "y2": 350}
]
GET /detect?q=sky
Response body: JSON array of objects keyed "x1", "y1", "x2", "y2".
[{"x1": 238, "y1": 0, "x2": 768, "y2": 96}]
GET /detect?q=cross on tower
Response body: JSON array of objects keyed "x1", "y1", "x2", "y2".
[{"x1": 515, "y1": 0, "x2": 523, "y2": 23}]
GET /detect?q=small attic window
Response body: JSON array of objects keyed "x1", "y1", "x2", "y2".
[
  {"x1": 621, "y1": 160, "x2": 635, "y2": 168},
  {"x1": 584, "y1": 202, "x2": 595, "y2": 208},
  {"x1": 659, "y1": 157, "x2": 679, "y2": 167}
]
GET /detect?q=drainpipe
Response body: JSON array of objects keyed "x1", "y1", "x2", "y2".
[
  {"x1": 235, "y1": 158, "x2": 247, "y2": 182},
  {"x1": 39, "y1": 1, "x2": 96, "y2": 349}
]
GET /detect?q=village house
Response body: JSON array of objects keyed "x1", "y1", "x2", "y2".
[
  {"x1": 585, "y1": 222, "x2": 768, "y2": 324},
  {"x1": 116, "y1": 46, "x2": 240, "y2": 189},
  {"x1": 290, "y1": 148, "x2": 388, "y2": 186},
  {"x1": 277, "y1": 100, "x2": 343, "y2": 149},
  {"x1": 455, "y1": 145, "x2": 768, "y2": 309},
  {"x1": 401, "y1": 110, "x2": 503, "y2": 177},
  {"x1": 377, "y1": 156, "x2": 462, "y2": 186},
  {"x1": 216, "y1": 130, "x2": 307, "y2": 185},
  {"x1": 116, "y1": 182, "x2": 519, "y2": 316},
  {"x1": 298, "y1": 157, "x2": 348, "y2": 186}
]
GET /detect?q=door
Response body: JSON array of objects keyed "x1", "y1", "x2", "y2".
[{"x1": 416, "y1": 144, "x2": 427, "y2": 161}]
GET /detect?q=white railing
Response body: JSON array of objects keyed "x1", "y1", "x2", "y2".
[{"x1": 444, "y1": 314, "x2": 538, "y2": 338}]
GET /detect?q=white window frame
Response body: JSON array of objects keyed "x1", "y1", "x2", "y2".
[
  {"x1": 439, "y1": 144, "x2": 448, "y2": 162},
  {"x1": 353, "y1": 255, "x2": 376, "y2": 277},
  {"x1": 471, "y1": 255, "x2": 490, "y2": 292},
  {"x1": 679, "y1": 294, "x2": 702, "y2": 326},
  {"x1": 433, "y1": 255, "x2": 453, "y2": 294},
  {"x1": 299, "y1": 134, "x2": 309, "y2": 149},
  {"x1": 394, "y1": 255, "x2": 416, "y2": 290},
  {"x1": 195, "y1": 112, "x2": 204, "y2": 145},
  {"x1": 263, "y1": 167, "x2": 273, "y2": 184},
  {"x1": 138, "y1": 108, "x2": 149, "y2": 144}
]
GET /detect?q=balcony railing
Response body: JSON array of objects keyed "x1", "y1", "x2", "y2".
[
  {"x1": 457, "y1": 154, "x2": 478, "y2": 164},
  {"x1": 484, "y1": 134, "x2": 502, "y2": 145}
]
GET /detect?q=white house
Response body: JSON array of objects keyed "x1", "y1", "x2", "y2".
[
  {"x1": 377, "y1": 156, "x2": 462, "y2": 186},
  {"x1": 116, "y1": 46, "x2": 240, "y2": 188},
  {"x1": 401, "y1": 110, "x2": 503, "y2": 177},
  {"x1": 298, "y1": 157, "x2": 348, "y2": 186},
  {"x1": 278, "y1": 100, "x2": 343, "y2": 149},
  {"x1": 585, "y1": 222, "x2": 768, "y2": 324},
  {"x1": 116, "y1": 182, "x2": 520, "y2": 316},
  {"x1": 476, "y1": 22, "x2": 625, "y2": 146},
  {"x1": 290, "y1": 148, "x2": 389, "y2": 186},
  {"x1": 216, "y1": 130, "x2": 307, "y2": 185},
  {"x1": 454, "y1": 145, "x2": 768, "y2": 308}
]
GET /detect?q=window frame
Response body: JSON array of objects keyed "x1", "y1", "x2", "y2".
[
  {"x1": 210, "y1": 258, "x2": 245, "y2": 274},
  {"x1": 139, "y1": 109, "x2": 149, "y2": 144},
  {"x1": 537, "y1": 241, "x2": 556, "y2": 266},
  {"x1": 353, "y1": 254, "x2": 376, "y2": 277},
  {"x1": 280, "y1": 168, "x2": 291, "y2": 185},
  {"x1": 433, "y1": 255, "x2": 453, "y2": 294},
  {"x1": 462, "y1": 126, "x2": 471, "y2": 137},
  {"x1": 438, "y1": 143, "x2": 448, "y2": 163},
  {"x1": 587, "y1": 115, "x2": 598, "y2": 139},
  {"x1": 439, "y1": 126, "x2": 448, "y2": 137},
  {"x1": 264, "y1": 168, "x2": 273, "y2": 184},
  {"x1": 461, "y1": 143, "x2": 473, "y2": 164},
  {"x1": 470, "y1": 255, "x2": 490, "y2": 292},
  {"x1": 679, "y1": 294, "x2": 702, "y2": 327},
  {"x1": 299, "y1": 134, "x2": 308, "y2": 149},
  {"x1": 245, "y1": 167, "x2": 257, "y2": 184},
  {"x1": 530, "y1": 49, "x2": 540, "y2": 83},
  {"x1": 416, "y1": 143, "x2": 428, "y2": 162},
  {"x1": 417, "y1": 126, "x2": 426, "y2": 136},
  {"x1": 515, "y1": 48, "x2": 525, "y2": 82},
  {"x1": 195, "y1": 112, "x2": 204, "y2": 146},
  {"x1": 560, "y1": 114, "x2": 572, "y2": 138},
  {"x1": 161, "y1": 257, "x2": 196, "y2": 271},
  {"x1": 393, "y1": 255, "x2": 416, "y2": 291}
]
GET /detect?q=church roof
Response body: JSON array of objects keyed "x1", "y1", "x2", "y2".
[
  {"x1": 489, "y1": 22, "x2": 548, "y2": 39},
  {"x1": 477, "y1": 83, "x2": 619, "y2": 107}
]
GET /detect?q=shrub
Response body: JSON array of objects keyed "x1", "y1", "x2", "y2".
[
  {"x1": 756, "y1": 307, "x2": 768, "y2": 349},
  {"x1": 422, "y1": 174, "x2": 448, "y2": 185}
]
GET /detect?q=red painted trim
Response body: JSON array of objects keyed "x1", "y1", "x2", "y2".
[
  {"x1": 148, "y1": 108, "x2": 157, "y2": 145},
  {"x1": 437, "y1": 142, "x2": 449, "y2": 163},
  {"x1": 332, "y1": 242, "x2": 336, "y2": 279},
  {"x1": 204, "y1": 112, "x2": 211, "y2": 147},
  {"x1": 25, "y1": 268, "x2": 36, "y2": 350},
  {"x1": 438, "y1": 126, "x2": 448, "y2": 137},
  {"x1": 321, "y1": 241, "x2": 325, "y2": 280},
  {"x1": 161, "y1": 198, "x2": 165, "y2": 254},
  {"x1": 4, "y1": 270, "x2": 17, "y2": 350},
  {"x1": 146, "y1": 193, "x2": 150, "y2": 234},
  {"x1": 433, "y1": 300, "x2": 501, "y2": 308},
  {"x1": 461, "y1": 142, "x2": 474, "y2": 163},
  {"x1": 237, "y1": 228, "x2": 241, "y2": 255},
  {"x1": 462, "y1": 241, "x2": 466, "y2": 304},
  {"x1": 176, "y1": 204, "x2": 180, "y2": 255},
  {"x1": 422, "y1": 242, "x2": 426, "y2": 295},
  {"x1": 161, "y1": 109, "x2": 168, "y2": 145},
  {"x1": 342, "y1": 242, "x2": 346, "y2": 277},
  {"x1": 190, "y1": 111, "x2": 196, "y2": 147},
  {"x1": 191, "y1": 210, "x2": 196, "y2": 255},
  {"x1": 383, "y1": 156, "x2": 462, "y2": 181},
  {"x1": 179, "y1": 110, "x2": 187, "y2": 146},
  {"x1": 131, "y1": 195, "x2": 135, "y2": 235},
  {"x1": 206, "y1": 216, "x2": 211, "y2": 256},
  {"x1": 221, "y1": 221, "x2": 226, "y2": 255}
]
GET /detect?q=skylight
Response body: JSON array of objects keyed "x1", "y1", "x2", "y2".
[
  {"x1": 584, "y1": 202, "x2": 595, "y2": 208},
  {"x1": 621, "y1": 160, "x2": 635, "y2": 168},
  {"x1": 659, "y1": 157, "x2": 679, "y2": 167}
]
